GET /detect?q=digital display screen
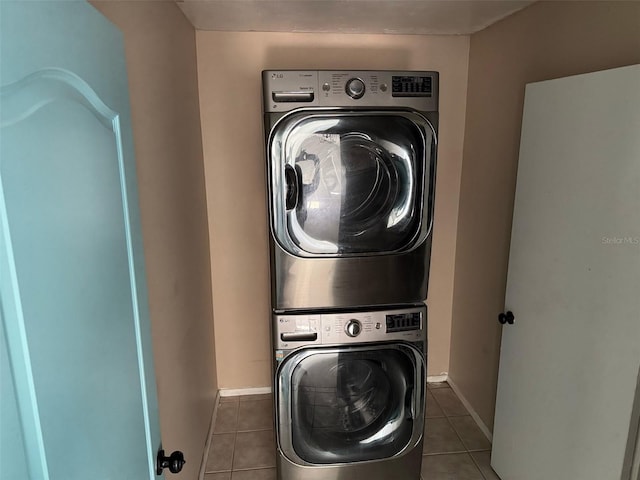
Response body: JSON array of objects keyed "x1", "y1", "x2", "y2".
[
  {"x1": 392, "y1": 75, "x2": 432, "y2": 97},
  {"x1": 386, "y1": 313, "x2": 421, "y2": 332}
]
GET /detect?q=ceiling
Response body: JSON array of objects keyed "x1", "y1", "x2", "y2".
[{"x1": 176, "y1": 0, "x2": 536, "y2": 35}]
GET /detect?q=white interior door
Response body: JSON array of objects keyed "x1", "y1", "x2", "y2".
[{"x1": 492, "y1": 65, "x2": 640, "y2": 480}]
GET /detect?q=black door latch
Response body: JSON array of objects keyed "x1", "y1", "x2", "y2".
[
  {"x1": 498, "y1": 311, "x2": 515, "y2": 325},
  {"x1": 157, "y1": 449, "x2": 185, "y2": 475}
]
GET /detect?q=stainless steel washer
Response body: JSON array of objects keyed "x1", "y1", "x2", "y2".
[
  {"x1": 263, "y1": 70, "x2": 438, "y2": 310},
  {"x1": 273, "y1": 305, "x2": 427, "y2": 480}
]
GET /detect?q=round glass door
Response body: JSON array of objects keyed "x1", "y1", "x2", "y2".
[
  {"x1": 269, "y1": 111, "x2": 436, "y2": 256},
  {"x1": 277, "y1": 344, "x2": 424, "y2": 464}
]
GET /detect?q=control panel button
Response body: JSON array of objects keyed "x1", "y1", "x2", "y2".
[
  {"x1": 345, "y1": 319, "x2": 362, "y2": 337},
  {"x1": 345, "y1": 78, "x2": 365, "y2": 99}
]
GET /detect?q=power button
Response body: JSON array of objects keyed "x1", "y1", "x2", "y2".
[{"x1": 345, "y1": 78, "x2": 365, "y2": 99}]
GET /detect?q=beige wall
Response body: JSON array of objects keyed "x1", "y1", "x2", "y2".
[
  {"x1": 450, "y1": 0, "x2": 640, "y2": 430},
  {"x1": 196, "y1": 31, "x2": 470, "y2": 388},
  {"x1": 92, "y1": 3, "x2": 217, "y2": 478}
]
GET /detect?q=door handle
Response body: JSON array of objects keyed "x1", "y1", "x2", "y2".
[
  {"x1": 404, "y1": 385, "x2": 415, "y2": 420},
  {"x1": 156, "y1": 449, "x2": 185, "y2": 475},
  {"x1": 284, "y1": 164, "x2": 300, "y2": 210},
  {"x1": 280, "y1": 332, "x2": 318, "y2": 342},
  {"x1": 498, "y1": 311, "x2": 515, "y2": 325}
]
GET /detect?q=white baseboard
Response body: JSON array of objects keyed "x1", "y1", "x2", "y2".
[
  {"x1": 198, "y1": 390, "x2": 220, "y2": 480},
  {"x1": 427, "y1": 374, "x2": 448, "y2": 384},
  {"x1": 219, "y1": 386, "x2": 272, "y2": 397},
  {"x1": 446, "y1": 376, "x2": 493, "y2": 443}
]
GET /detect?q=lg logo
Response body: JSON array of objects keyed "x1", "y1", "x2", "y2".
[{"x1": 271, "y1": 73, "x2": 284, "y2": 79}]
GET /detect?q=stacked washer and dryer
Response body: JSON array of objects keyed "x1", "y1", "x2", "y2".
[{"x1": 262, "y1": 70, "x2": 438, "y2": 480}]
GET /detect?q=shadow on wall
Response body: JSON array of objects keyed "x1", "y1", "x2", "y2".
[{"x1": 264, "y1": 46, "x2": 412, "y2": 71}]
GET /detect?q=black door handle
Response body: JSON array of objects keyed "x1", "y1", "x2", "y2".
[
  {"x1": 284, "y1": 164, "x2": 299, "y2": 210},
  {"x1": 498, "y1": 311, "x2": 515, "y2": 325},
  {"x1": 404, "y1": 384, "x2": 415, "y2": 420},
  {"x1": 157, "y1": 449, "x2": 185, "y2": 475}
]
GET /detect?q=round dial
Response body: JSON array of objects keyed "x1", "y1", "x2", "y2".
[
  {"x1": 345, "y1": 319, "x2": 362, "y2": 337},
  {"x1": 345, "y1": 78, "x2": 366, "y2": 99}
]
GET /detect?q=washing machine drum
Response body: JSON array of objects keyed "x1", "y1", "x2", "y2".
[
  {"x1": 327, "y1": 133, "x2": 399, "y2": 231},
  {"x1": 285, "y1": 346, "x2": 418, "y2": 464}
]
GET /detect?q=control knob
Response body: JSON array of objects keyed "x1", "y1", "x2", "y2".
[
  {"x1": 345, "y1": 78, "x2": 365, "y2": 99},
  {"x1": 345, "y1": 319, "x2": 362, "y2": 337}
]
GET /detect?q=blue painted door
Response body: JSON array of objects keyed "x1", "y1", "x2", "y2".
[{"x1": 0, "y1": 2, "x2": 162, "y2": 479}]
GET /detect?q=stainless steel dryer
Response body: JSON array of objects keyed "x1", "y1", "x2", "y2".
[
  {"x1": 263, "y1": 70, "x2": 438, "y2": 311},
  {"x1": 273, "y1": 304, "x2": 427, "y2": 480}
]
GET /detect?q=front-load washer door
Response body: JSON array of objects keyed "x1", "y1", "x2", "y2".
[
  {"x1": 269, "y1": 110, "x2": 436, "y2": 257},
  {"x1": 276, "y1": 343, "x2": 425, "y2": 465}
]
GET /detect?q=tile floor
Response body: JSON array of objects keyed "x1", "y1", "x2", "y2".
[{"x1": 203, "y1": 383, "x2": 500, "y2": 480}]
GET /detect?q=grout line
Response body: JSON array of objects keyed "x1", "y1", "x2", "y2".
[
  {"x1": 231, "y1": 466, "x2": 277, "y2": 472},
  {"x1": 230, "y1": 418, "x2": 239, "y2": 473},
  {"x1": 443, "y1": 409, "x2": 472, "y2": 454},
  {"x1": 199, "y1": 390, "x2": 221, "y2": 480},
  {"x1": 208, "y1": 392, "x2": 278, "y2": 477},
  {"x1": 428, "y1": 383, "x2": 490, "y2": 476},
  {"x1": 428, "y1": 386, "x2": 473, "y2": 456},
  {"x1": 446, "y1": 377, "x2": 493, "y2": 443},
  {"x1": 233, "y1": 400, "x2": 240, "y2": 430},
  {"x1": 425, "y1": 390, "x2": 446, "y2": 419},
  {"x1": 423, "y1": 450, "x2": 467, "y2": 456},
  {"x1": 468, "y1": 450, "x2": 490, "y2": 480}
]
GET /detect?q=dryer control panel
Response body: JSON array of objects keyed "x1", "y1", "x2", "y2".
[
  {"x1": 274, "y1": 305, "x2": 426, "y2": 350},
  {"x1": 263, "y1": 70, "x2": 438, "y2": 113}
]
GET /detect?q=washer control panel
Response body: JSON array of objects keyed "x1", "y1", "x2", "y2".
[
  {"x1": 274, "y1": 305, "x2": 426, "y2": 350},
  {"x1": 263, "y1": 70, "x2": 438, "y2": 112}
]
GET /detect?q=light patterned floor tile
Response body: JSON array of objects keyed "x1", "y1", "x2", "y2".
[
  {"x1": 431, "y1": 388, "x2": 469, "y2": 416},
  {"x1": 214, "y1": 401, "x2": 239, "y2": 434},
  {"x1": 233, "y1": 430, "x2": 276, "y2": 470},
  {"x1": 237, "y1": 399, "x2": 274, "y2": 431},
  {"x1": 232, "y1": 468, "x2": 276, "y2": 480},
  {"x1": 426, "y1": 390, "x2": 445, "y2": 418},
  {"x1": 204, "y1": 473, "x2": 231, "y2": 480},
  {"x1": 449, "y1": 416, "x2": 491, "y2": 451},
  {"x1": 421, "y1": 453, "x2": 485, "y2": 480},
  {"x1": 470, "y1": 451, "x2": 501, "y2": 480},
  {"x1": 206, "y1": 433, "x2": 235, "y2": 472},
  {"x1": 424, "y1": 417, "x2": 466, "y2": 454}
]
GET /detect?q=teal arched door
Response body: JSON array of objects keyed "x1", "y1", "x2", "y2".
[{"x1": 0, "y1": 2, "x2": 162, "y2": 479}]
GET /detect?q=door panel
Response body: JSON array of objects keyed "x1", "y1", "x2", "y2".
[
  {"x1": 492, "y1": 65, "x2": 640, "y2": 480},
  {"x1": 0, "y1": 2, "x2": 161, "y2": 479},
  {"x1": 269, "y1": 111, "x2": 435, "y2": 256},
  {"x1": 277, "y1": 344, "x2": 425, "y2": 465}
]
